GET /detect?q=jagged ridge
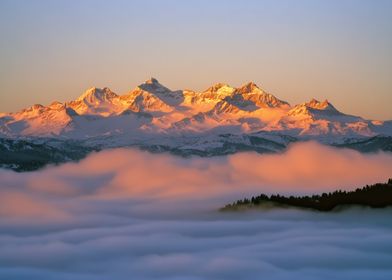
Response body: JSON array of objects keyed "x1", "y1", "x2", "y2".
[
  {"x1": 0, "y1": 78, "x2": 391, "y2": 171},
  {"x1": 1, "y1": 77, "x2": 388, "y2": 139}
]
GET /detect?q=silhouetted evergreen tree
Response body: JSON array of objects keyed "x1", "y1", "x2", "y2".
[{"x1": 222, "y1": 178, "x2": 392, "y2": 211}]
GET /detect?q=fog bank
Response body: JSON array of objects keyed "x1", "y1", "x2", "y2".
[{"x1": 0, "y1": 142, "x2": 392, "y2": 279}]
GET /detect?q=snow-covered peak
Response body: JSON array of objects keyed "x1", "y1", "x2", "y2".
[
  {"x1": 204, "y1": 83, "x2": 231, "y2": 93},
  {"x1": 232, "y1": 82, "x2": 289, "y2": 109},
  {"x1": 306, "y1": 98, "x2": 338, "y2": 112},
  {"x1": 67, "y1": 87, "x2": 123, "y2": 116},
  {"x1": 28, "y1": 104, "x2": 45, "y2": 111},
  {"x1": 236, "y1": 81, "x2": 263, "y2": 94},
  {"x1": 289, "y1": 98, "x2": 340, "y2": 116},
  {"x1": 200, "y1": 83, "x2": 235, "y2": 100},
  {"x1": 76, "y1": 87, "x2": 118, "y2": 103},
  {"x1": 137, "y1": 78, "x2": 173, "y2": 93}
]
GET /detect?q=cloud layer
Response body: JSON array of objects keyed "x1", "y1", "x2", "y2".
[{"x1": 0, "y1": 142, "x2": 392, "y2": 279}]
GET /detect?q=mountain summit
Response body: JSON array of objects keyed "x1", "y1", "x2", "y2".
[
  {"x1": 237, "y1": 81, "x2": 263, "y2": 94},
  {"x1": 76, "y1": 87, "x2": 118, "y2": 103},
  {"x1": 144, "y1": 77, "x2": 160, "y2": 84},
  {"x1": 306, "y1": 98, "x2": 338, "y2": 111}
]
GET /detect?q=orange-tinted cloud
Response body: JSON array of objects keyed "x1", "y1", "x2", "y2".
[
  {"x1": 0, "y1": 191, "x2": 68, "y2": 219},
  {"x1": 0, "y1": 142, "x2": 391, "y2": 218},
  {"x1": 0, "y1": 143, "x2": 392, "y2": 279}
]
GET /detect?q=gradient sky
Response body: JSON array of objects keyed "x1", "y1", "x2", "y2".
[{"x1": 0, "y1": 0, "x2": 391, "y2": 120}]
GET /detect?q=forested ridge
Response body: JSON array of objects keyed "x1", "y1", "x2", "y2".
[{"x1": 222, "y1": 179, "x2": 392, "y2": 211}]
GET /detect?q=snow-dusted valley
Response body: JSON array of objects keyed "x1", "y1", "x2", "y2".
[{"x1": 1, "y1": 78, "x2": 391, "y2": 171}]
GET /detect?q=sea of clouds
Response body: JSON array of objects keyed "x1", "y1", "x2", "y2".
[{"x1": 0, "y1": 142, "x2": 392, "y2": 279}]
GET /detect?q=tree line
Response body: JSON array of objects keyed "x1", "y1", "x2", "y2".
[{"x1": 222, "y1": 178, "x2": 392, "y2": 211}]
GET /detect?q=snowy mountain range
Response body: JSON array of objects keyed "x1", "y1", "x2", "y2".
[{"x1": 1, "y1": 78, "x2": 391, "y2": 171}]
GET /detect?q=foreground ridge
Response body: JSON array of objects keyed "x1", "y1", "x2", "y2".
[{"x1": 222, "y1": 179, "x2": 392, "y2": 212}]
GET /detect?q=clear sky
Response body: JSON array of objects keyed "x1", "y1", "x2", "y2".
[{"x1": 0, "y1": 0, "x2": 391, "y2": 120}]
